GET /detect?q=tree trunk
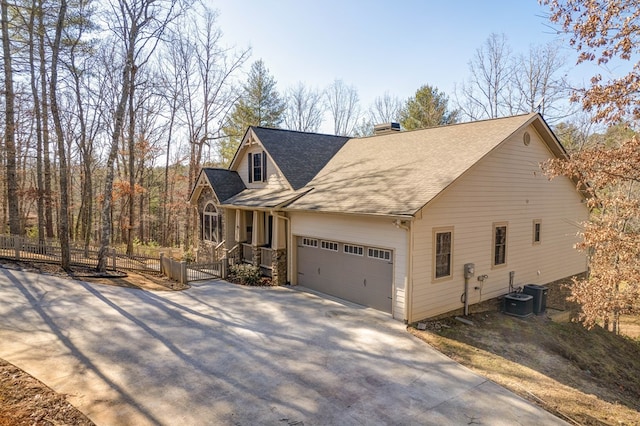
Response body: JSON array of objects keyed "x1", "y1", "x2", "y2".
[
  {"x1": 38, "y1": 0, "x2": 54, "y2": 239},
  {"x1": 28, "y1": 0, "x2": 45, "y2": 242},
  {"x1": 1, "y1": 0, "x2": 21, "y2": 236},
  {"x1": 162, "y1": 98, "x2": 176, "y2": 247},
  {"x1": 126, "y1": 66, "x2": 136, "y2": 255},
  {"x1": 49, "y1": 0, "x2": 70, "y2": 270},
  {"x1": 97, "y1": 52, "x2": 133, "y2": 272}
]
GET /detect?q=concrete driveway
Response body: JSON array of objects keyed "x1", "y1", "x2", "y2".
[{"x1": 0, "y1": 267, "x2": 566, "y2": 425}]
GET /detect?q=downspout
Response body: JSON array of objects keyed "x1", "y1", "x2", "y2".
[
  {"x1": 464, "y1": 276, "x2": 469, "y2": 316},
  {"x1": 282, "y1": 215, "x2": 292, "y2": 284},
  {"x1": 394, "y1": 219, "x2": 412, "y2": 323}
]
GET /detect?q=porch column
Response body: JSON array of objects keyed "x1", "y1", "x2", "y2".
[
  {"x1": 251, "y1": 211, "x2": 264, "y2": 267},
  {"x1": 234, "y1": 209, "x2": 243, "y2": 243},
  {"x1": 271, "y1": 214, "x2": 288, "y2": 285}
]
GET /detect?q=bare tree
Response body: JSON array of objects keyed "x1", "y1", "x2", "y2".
[
  {"x1": 457, "y1": 33, "x2": 570, "y2": 122},
  {"x1": 369, "y1": 92, "x2": 401, "y2": 125},
  {"x1": 283, "y1": 82, "x2": 325, "y2": 132},
  {"x1": 457, "y1": 33, "x2": 513, "y2": 120},
  {"x1": 160, "y1": 7, "x2": 248, "y2": 249},
  {"x1": 513, "y1": 42, "x2": 570, "y2": 121},
  {"x1": 325, "y1": 79, "x2": 360, "y2": 136},
  {"x1": 97, "y1": 0, "x2": 185, "y2": 271},
  {"x1": 1, "y1": 0, "x2": 21, "y2": 235},
  {"x1": 49, "y1": 0, "x2": 72, "y2": 269},
  {"x1": 26, "y1": 0, "x2": 45, "y2": 241}
]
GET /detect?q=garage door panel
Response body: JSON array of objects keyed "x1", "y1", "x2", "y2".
[{"x1": 297, "y1": 237, "x2": 392, "y2": 313}]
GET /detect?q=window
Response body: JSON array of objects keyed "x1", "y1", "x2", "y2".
[
  {"x1": 302, "y1": 237, "x2": 318, "y2": 248},
  {"x1": 368, "y1": 247, "x2": 391, "y2": 261},
  {"x1": 202, "y1": 203, "x2": 220, "y2": 243},
  {"x1": 433, "y1": 228, "x2": 453, "y2": 279},
  {"x1": 320, "y1": 240, "x2": 338, "y2": 251},
  {"x1": 493, "y1": 223, "x2": 508, "y2": 266},
  {"x1": 344, "y1": 244, "x2": 364, "y2": 256},
  {"x1": 533, "y1": 220, "x2": 541, "y2": 244},
  {"x1": 253, "y1": 152, "x2": 262, "y2": 182},
  {"x1": 247, "y1": 151, "x2": 267, "y2": 183}
]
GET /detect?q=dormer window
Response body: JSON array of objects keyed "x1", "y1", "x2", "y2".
[{"x1": 248, "y1": 151, "x2": 267, "y2": 183}]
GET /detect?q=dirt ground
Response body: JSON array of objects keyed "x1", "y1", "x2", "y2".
[
  {"x1": 410, "y1": 281, "x2": 640, "y2": 425},
  {"x1": 0, "y1": 260, "x2": 184, "y2": 426},
  {"x1": 2, "y1": 262, "x2": 639, "y2": 425}
]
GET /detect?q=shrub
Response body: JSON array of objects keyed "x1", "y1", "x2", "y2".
[
  {"x1": 230, "y1": 264, "x2": 261, "y2": 285},
  {"x1": 182, "y1": 249, "x2": 195, "y2": 263}
]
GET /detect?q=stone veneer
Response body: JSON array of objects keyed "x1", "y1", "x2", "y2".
[{"x1": 271, "y1": 249, "x2": 287, "y2": 285}]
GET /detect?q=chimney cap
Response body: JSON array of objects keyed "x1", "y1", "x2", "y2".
[{"x1": 374, "y1": 122, "x2": 401, "y2": 135}]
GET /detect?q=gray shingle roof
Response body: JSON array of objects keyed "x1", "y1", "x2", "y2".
[
  {"x1": 251, "y1": 127, "x2": 350, "y2": 190},
  {"x1": 285, "y1": 113, "x2": 539, "y2": 216},
  {"x1": 203, "y1": 168, "x2": 246, "y2": 203}
]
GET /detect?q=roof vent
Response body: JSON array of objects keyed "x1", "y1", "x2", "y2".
[{"x1": 374, "y1": 122, "x2": 401, "y2": 135}]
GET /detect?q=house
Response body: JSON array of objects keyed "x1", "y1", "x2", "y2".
[{"x1": 189, "y1": 113, "x2": 588, "y2": 323}]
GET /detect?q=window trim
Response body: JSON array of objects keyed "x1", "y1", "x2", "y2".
[
  {"x1": 492, "y1": 222, "x2": 508, "y2": 268},
  {"x1": 202, "y1": 202, "x2": 220, "y2": 243},
  {"x1": 301, "y1": 237, "x2": 318, "y2": 248},
  {"x1": 320, "y1": 240, "x2": 339, "y2": 251},
  {"x1": 432, "y1": 227, "x2": 453, "y2": 282},
  {"x1": 343, "y1": 244, "x2": 364, "y2": 256},
  {"x1": 532, "y1": 219, "x2": 541, "y2": 245},
  {"x1": 252, "y1": 152, "x2": 262, "y2": 182},
  {"x1": 367, "y1": 247, "x2": 392, "y2": 261},
  {"x1": 247, "y1": 150, "x2": 267, "y2": 183}
]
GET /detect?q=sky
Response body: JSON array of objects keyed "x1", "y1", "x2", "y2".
[{"x1": 211, "y1": 0, "x2": 603, "y2": 129}]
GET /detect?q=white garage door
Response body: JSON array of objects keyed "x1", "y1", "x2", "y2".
[{"x1": 296, "y1": 236, "x2": 393, "y2": 313}]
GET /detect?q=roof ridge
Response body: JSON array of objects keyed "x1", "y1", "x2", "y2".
[
  {"x1": 358, "y1": 112, "x2": 537, "y2": 139},
  {"x1": 251, "y1": 126, "x2": 348, "y2": 139}
]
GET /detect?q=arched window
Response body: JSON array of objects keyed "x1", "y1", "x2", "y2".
[{"x1": 202, "y1": 203, "x2": 220, "y2": 243}]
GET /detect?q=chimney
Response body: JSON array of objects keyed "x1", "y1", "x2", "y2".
[{"x1": 374, "y1": 122, "x2": 401, "y2": 135}]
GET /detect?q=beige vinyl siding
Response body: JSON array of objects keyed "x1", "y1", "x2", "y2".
[
  {"x1": 236, "y1": 149, "x2": 288, "y2": 190},
  {"x1": 290, "y1": 211, "x2": 408, "y2": 321},
  {"x1": 409, "y1": 126, "x2": 588, "y2": 322}
]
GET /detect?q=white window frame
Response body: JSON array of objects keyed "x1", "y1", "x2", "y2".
[
  {"x1": 433, "y1": 227, "x2": 453, "y2": 281},
  {"x1": 302, "y1": 237, "x2": 318, "y2": 248},
  {"x1": 202, "y1": 202, "x2": 220, "y2": 243},
  {"x1": 320, "y1": 240, "x2": 338, "y2": 251},
  {"x1": 492, "y1": 222, "x2": 508, "y2": 267},
  {"x1": 532, "y1": 219, "x2": 541, "y2": 245},
  {"x1": 367, "y1": 247, "x2": 391, "y2": 261},
  {"x1": 344, "y1": 244, "x2": 364, "y2": 256}
]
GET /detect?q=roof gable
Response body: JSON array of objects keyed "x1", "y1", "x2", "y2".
[
  {"x1": 189, "y1": 168, "x2": 246, "y2": 205},
  {"x1": 285, "y1": 113, "x2": 559, "y2": 216},
  {"x1": 230, "y1": 127, "x2": 350, "y2": 190}
]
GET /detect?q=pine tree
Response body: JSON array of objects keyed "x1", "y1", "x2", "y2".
[
  {"x1": 399, "y1": 85, "x2": 458, "y2": 130},
  {"x1": 220, "y1": 60, "x2": 285, "y2": 165}
]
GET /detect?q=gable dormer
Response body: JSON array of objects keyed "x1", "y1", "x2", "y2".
[
  {"x1": 231, "y1": 128, "x2": 290, "y2": 190},
  {"x1": 229, "y1": 126, "x2": 351, "y2": 190}
]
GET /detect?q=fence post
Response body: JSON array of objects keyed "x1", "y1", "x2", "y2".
[
  {"x1": 14, "y1": 236, "x2": 21, "y2": 261},
  {"x1": 111, "y1": 248, "x2": 117, "y2": 271},
  {"x1": 180, "y1": 261, "x2": 187, "y2": 285},
  {"x1": 222, "y1": 257, "x2": 228, "y2": 279},
  {"x1": 159, "y1": 252, "x2": 164, "y2": 275}
]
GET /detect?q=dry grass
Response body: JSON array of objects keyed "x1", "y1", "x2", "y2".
[{"x1": 410, "y1": 286, "x2": 640, "y2": 425}]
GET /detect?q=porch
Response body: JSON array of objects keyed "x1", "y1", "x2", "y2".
[{"x1": 228, "y1": 209, "x2": 288, "y2": 285}]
